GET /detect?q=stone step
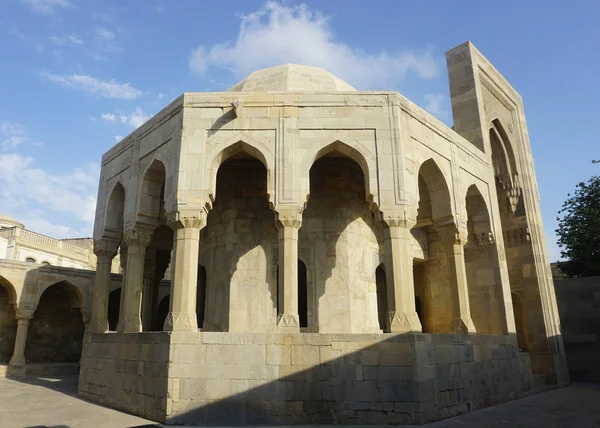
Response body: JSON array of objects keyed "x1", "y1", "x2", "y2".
[{"x1": 25, "y1": 363, "x2": 79, "y2": 377}]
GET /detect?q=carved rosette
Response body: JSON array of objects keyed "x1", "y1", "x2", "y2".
[
  {"x1": 388, "y1": 311, "x2": 422, "y2": 333},
  {"x1": 275, "y1": 207, "x2": 303, "y2": 229},
  {"x1": 123, "y1": 226, "x2": 154, "y2": 248},
  {"x1": 163, "y1": 311, "x2": 198, "y2": 331},
  {"x1": 93, "y1": 238, "x2": 120, "y2": 259}
]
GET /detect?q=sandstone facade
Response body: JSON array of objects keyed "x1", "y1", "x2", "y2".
[{"x1": 79, "y1": 42, "x2": 567, "y2": 424}]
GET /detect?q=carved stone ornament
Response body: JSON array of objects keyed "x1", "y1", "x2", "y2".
[
  {"x1": 388, "y1": 311, "x2": 422, "y2": 333},
  {"x1": 163, "y1": 311, "x2": 198, "y2": 331},
  {"x1": 167, "y1": 210, "x2": 207, "y2": 230},
  {"x1": 275, "y1": 207, "x2": 303, "y2": 229},
  {"x1": 93, "y1": 238, "x2": 120, "y2": 258},
  {"x1": 123, "y1": 226, "x2": 154, "y2": 247},
  {"x1": 277, "y1": 313, "x2": 300, "y2": 327},
  {"x1": 380, "y1": 207, "x2": 417, "y2": 229},
  {"x1": 15, "y1": 308, "x2": 34, "y2": 321}
]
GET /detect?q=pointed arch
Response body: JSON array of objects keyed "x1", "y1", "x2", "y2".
[
  {"x1": 417, "y1": 158, "x2": 453, "y2": 223},
  {"x1": 137, "y1": 159, "x2": 167, "y2": 223},
  {"x1": 301, "y1": 138, "x2": 377, "y2": 205},
  {"x1": 103, "y1": 180, "x2": 125, "y2": 238},
  {"x1": 35, "y1": 279, "x2": 84, "y2": 311},
  {"x1": 465, "y1": 184, "x2": 493, "y2": 238},
  {"x1": 206, "y1": 134, "x2": 275, "y2": 204},
  {"x1": 0, "y1": 274, "x2": 17, "y2": 306}
]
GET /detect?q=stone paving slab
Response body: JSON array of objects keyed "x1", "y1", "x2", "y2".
[{"x1": 1, "y1": 376, "x2": 599, "y2": 427}]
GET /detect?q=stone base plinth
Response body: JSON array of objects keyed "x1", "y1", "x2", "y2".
[{"x1": 78, "y1": 332, "x2": 533, "y2": 425}]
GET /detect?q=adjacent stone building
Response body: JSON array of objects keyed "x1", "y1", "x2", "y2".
[
  {"x1": 79, "y1": 42, "x2": 567, "y2": 424},
  {"x1": 0, "y1": 216, "x2": 123, "y2": 376}
]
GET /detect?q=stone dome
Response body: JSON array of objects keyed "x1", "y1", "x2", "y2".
[{"x1": 228, "y1": 64, "x2": 356, "y2": 92}]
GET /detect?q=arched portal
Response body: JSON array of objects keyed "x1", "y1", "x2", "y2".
[
  {"x1": 298, "y1": 260, "x2": 308, "y2": 328},
  {"x1": 375, "y1": 264, "x2": 387, "y2": 331},
  {"x1": 300, "y1": 150, "x2": 384, "y2": 333},
  {"x1": 412, "y1": 159, "x2": 454, "y2": 333},
  {"x1": 489, "y1": 121, "x2": 545, "y2": 352},
  {"x1": 107, "y1": 288, "x2": 121, "y2": 331},
  {"x1": 464, "y1": 185, "x2": 506, "y2": 334},
  {"x1": 197, "y1": 265, "x2": 207, "y2": 329},
  {"x1": 0, "y1": 276, "x2": 17, "y2": 363},
  {"x1": 104, "y1": 181, "x2": 125, "y2": 237},
  {"x1": 25, "y1": 281, "x2": 84, "y2": 363},
  {"x1": 201, "y1": 149, "x2": 277, "y2": 332}
]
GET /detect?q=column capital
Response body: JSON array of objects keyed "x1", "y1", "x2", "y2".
[
  {"x1": 380, "y1": 207, "x2": 417, "y2": 229},
  {"x1": 15, "y1": 308, "x2": 33, "y2": 321},
  {"x1": 123, "y1": 225, "x2": 154, "y2": 247},
  {"x1": 275, "y1": 206, "x2": 303, "y2": 229},
  {"x1": 167, "y1": 210, "x2": 207, "y2": 230},
  {"x1": 93, "y1": 238, "x2": 120, "y2": 258}
]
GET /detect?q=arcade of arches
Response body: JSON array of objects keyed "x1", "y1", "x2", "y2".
[
  {"x1": 0, "y1": 276, "x2": 85, "y2": 370},
  {"x1": 89, "y1": 147, "x2": 513, "y2": 337}
]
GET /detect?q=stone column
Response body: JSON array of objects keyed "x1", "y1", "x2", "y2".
[
  {"x1": 164, "y1": 213, "x2": 205, "y2": 331},
  {"x1": 119, "y1": 226, "x2": 153, "y2": 333},
  {"x1": 275, "y1": 208, "x2": 302, "y2": 332},
  {"x1": 89, "y1": 238, "x2": 119, "y2": 333},
  {"x1": 9, "y1": 309, "x2": 33, "y2": 370},
  {"x1": 382, "y1": 213, "x2": 422, "y2": 333},
  {"x1": 439, "y1": 224, "x2": 476, "y2": 333}
]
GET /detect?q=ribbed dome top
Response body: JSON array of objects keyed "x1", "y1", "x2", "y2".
[{"x1": 228, "y1": 64, "x2": 356, "y2": 92}]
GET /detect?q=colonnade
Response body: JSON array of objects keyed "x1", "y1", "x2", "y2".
[{"x1": 89, "y1": 205, "x2": 483, "y2": 335}]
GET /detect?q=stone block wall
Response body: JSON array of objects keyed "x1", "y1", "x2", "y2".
[
  {"x1": 554, "y1": 276, "x2": 600, "y2": 381},
  {"x1": 164, "y1": 332, "x2": 528, "y2": 425},
  {"x1": 79, "y1": 333, "x2": 171, "y2": 422}
]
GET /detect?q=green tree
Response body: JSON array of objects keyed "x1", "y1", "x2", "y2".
[{"x1": 556, "y1": 173, "x2": 600, "y2": 277}]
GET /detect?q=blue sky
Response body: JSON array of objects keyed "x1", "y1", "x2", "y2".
[{"x1": 0, "y1": 0, "x2": 598, "y2": 261}]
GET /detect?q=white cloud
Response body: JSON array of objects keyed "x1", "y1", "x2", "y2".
[
  {"x1": 423, "y1": 93, "x2": 449, "y2": 121},
  {"x1": 188, "y1": 1, "x2": 439, "y2": 89},
  {"x1": 0, "y1": 153, "x2": 99, "y2": 230},
  {"x1": 101, "y1": 113, "x2": 116, "y2": 123},
  {"x1": 101, "y1": 107, "x2": 150, "y2": 130},
  {"x1": 114, "y1": 135, "x2": 123, "y2": 142},
  {"x1": 50, "y1": 33, "x2": 83, "y2": 46},
  {"x1": 122, "y1": 107, "x2": 150, "y2": 129},
  {"x1": 1, "y1": 121, "x2": 36, "y2": 150},
  {"x1": 20, "y1": 0, "x2": 71, "y2": 15},
  {"x1": 42, "y1": 72, "x2": 142, "y2": 99}
]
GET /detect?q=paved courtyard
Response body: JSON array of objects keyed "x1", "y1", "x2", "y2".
[{"x1": 0, "y1": 376, "x2": 599, "y2": 428}]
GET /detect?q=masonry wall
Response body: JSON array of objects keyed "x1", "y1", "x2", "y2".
[
  {"x1": 554, "y1": 276, "x2": 600, "y2": 381},
  {"x1": 79, "y1": 333, "x2": 171, "y2": 422},
  {"x1": 163, "y1": 332, "x2": 529, "y2": 425}
]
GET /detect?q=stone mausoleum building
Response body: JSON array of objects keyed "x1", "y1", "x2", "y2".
[{"x1": 78, "y1": 42, "x2": 567, "y2": 424}]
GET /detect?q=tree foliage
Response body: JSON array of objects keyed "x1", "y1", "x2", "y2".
[{"x1": 556, "y1": 174, "x2": 600, "y2": 277}]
